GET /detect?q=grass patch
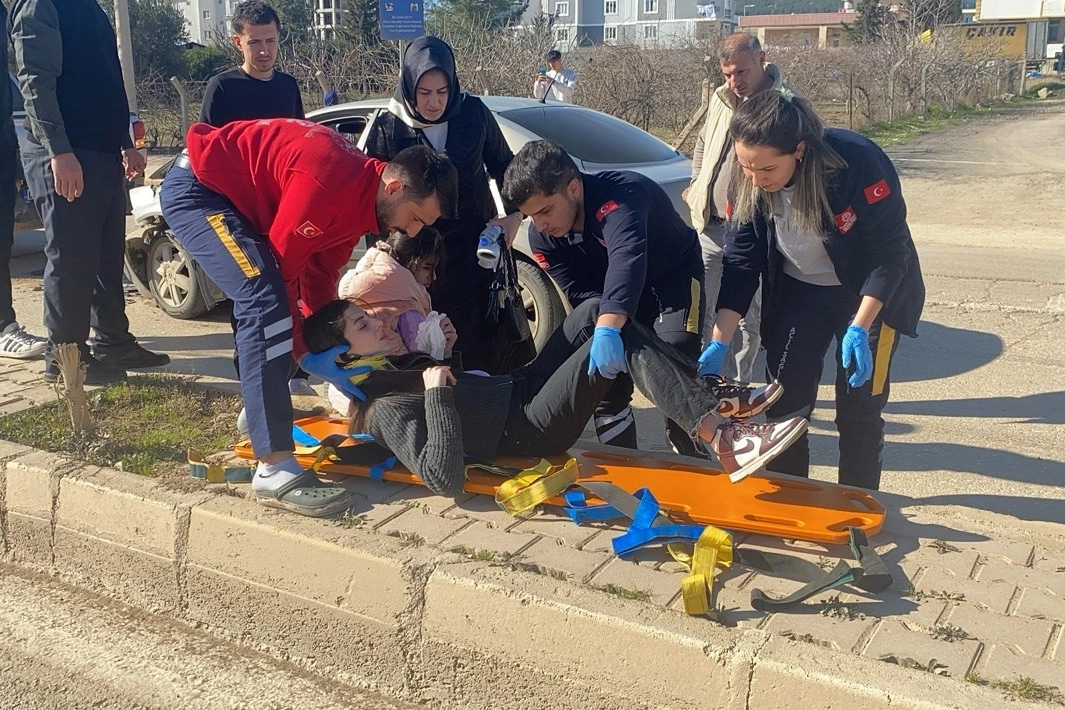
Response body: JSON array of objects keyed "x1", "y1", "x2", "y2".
[
  {"x1": 860, "y1": 101, "x2": 1026, "y2": 146},
  {"x1": 1024, "y1": 81, "x2": 1065, "y2": 98},
  {"x1": 967, "y1": 675, "x2": 1065, "y2": 704},
  {"x1": 931, "y1": 623, "x2": 972, "y2": 643},
  {"x1": 0, "y1": 375, "x2": 241, "y2": 477},
  {"x1": 598, "y1": 583, "x2": 651, "y2": 601}
]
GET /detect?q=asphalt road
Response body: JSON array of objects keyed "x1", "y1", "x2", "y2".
[
  {"x1": 9, "y1": 98, "x2": 1065, "y2": 527},
  {"x1": 0, "y1": 565, "x2": 423, "y2": 709}
]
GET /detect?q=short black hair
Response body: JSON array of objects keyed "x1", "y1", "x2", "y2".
[
  {"x1": 231, "y1": 0, "x2": 281, "y2": 34},
  {"x1": 502, "y1": 140, "x2": 580, "y2": 208},
  {"x1": 383, "y1": 146, "x2": 459, "y2": 220},
  {"x1": 546, "y1": 49, "x2": 562, "y2": 61}
]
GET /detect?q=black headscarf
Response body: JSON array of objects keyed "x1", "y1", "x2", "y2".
[{"x1": 389, "y1": 36, "x2": 464, "y2": 128}]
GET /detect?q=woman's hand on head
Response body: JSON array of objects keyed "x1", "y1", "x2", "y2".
[
  {"x1": 423, "y1": 365, "x2": 456, "y2": 390},
  {"x1": 440, "y1": 316, "x2": 457, "y2": 357}
]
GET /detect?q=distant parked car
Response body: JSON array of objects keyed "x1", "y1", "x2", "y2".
[
  {"x1": 9, "y1": 73, "x2": 147, "y2": 230},
  {"x1": 122, "y1": 97, "x2": 694, "y2": 351}
]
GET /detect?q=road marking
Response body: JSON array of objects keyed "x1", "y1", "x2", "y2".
[{"x1": 891, "y1": 157, "x2": 1006, "y2": 166}]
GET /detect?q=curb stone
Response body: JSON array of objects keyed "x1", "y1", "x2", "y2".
[{"x1": 2, "y1": 444, "x2": 1063, "y2": 708}]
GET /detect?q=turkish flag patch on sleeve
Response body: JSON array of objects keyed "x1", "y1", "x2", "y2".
[
  {"x1": 863, "y1": 179, "x2": 891, "y2": 205},
  {"x1": 595, "y1": 200, "x2": 619, "y2": 222},
  {"x1": 296, "y1": 220, "x2": 323, "y2": 239}
]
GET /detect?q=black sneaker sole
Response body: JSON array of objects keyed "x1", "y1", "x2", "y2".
[{"x1": 95, "y1": 355, "x2": 171, "y2": 370}]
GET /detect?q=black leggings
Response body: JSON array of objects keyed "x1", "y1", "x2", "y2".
[{"x1": 497, "y1": 299, "x2": 720, "y2": 456}]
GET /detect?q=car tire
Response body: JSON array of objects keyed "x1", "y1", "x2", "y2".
[
  {"x1": 147, "y1": 233, "x2": 210, "y2": 319},
  {"x1": 515, "y1": 254, "x2": 566, "y2": 353}
]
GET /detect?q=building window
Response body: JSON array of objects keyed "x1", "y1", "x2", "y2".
[
  {"x1": 644, "y1": 0, "x2": 657, "y2": 13},
  {"x1": 555, "y1": 1, "x2": 569, "y2": 16},
  {"x1": 556, "y1": 27, "x2": 570, "y2": 41},
  {"x1": 604, "y1": 25, "x2": 617, "y2": 41},
  {"x1": 644, "y1": 24, "x2": 656, "y2": 38},
  {"x1": 202, "y1": 9, "x2": 210, "y2": 18},
  {"x1": 604, "y1": 0, "x2": 617, "y2": 13},
  {"x1": 1049, "y1": 20, "x2": 1062, "y2": 44}
]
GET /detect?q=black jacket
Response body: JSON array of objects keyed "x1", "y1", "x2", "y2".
[
  {"x1": 718, "y1": 128, "x2": 924, "y2": 337},
  {"x1": 364, "y1": 96, "x2": 512, "y2": 259},
  {"x1": 528, "y1": 170, "x2": 702, "y2": 319},
  {"x1": 9, "y1": 0, "x2": 132, "y2": 155}
]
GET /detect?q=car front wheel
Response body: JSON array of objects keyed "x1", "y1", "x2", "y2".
[
  {"x1": 148, "y1": 234, "x2": 210, "y2": 319},
  {"x1": 515, "y1": 255, "x2": 566, "y2": 353}
]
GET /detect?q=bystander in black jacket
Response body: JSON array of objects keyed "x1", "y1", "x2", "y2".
[{"x1": 363, "y1": 36, "x2": 529, "y2": 374}]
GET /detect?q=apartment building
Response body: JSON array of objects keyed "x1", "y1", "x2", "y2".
[
  {"x1": 520, "y1": 0, "x2": 737, "y2": 49},
  {"x1": 176, "y1": 0, "x2": 230, "y2": 44}
]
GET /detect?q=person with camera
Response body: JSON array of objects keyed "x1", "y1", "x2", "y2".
[
  {"x1": 532, "y1": 49, "x2": 577, "y2": 104},
  {"x1": 504, "y1": 140, "x2": 776, "y2": 458},
  {"x1": 363, "y1": 36, "x2": 530, "y2": 375}
]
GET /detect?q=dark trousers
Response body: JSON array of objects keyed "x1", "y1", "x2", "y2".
[
  {"x1": 0, "y1": 130, "x2": 17, "y2": 328},
  {"x1": 160, "y1": 164, "x2": 293, "y2": 458},
  {"x1": 762, "y1": 274, "x2": 901, "y2": 490},
  {"x1": 597, "y1": 273, "x2": 705, "y2": 454},
  {"x1": 432, "y1": 249, "x2": 536, "y2": 375},
  {"x1": 23, "y1": 144, "x2": 133, "y2": 353},
  {"x1": 498, "y1": 299, "x2": 718, "y2": 456}
]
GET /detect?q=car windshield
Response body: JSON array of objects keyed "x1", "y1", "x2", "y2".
[{"x1": 499, "y1": 106, "x2": 679, "y2": 165}]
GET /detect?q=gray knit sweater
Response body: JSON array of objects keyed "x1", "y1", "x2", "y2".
[{"x1": 365, "y1": 373, "x2": 514, "y2": 495}]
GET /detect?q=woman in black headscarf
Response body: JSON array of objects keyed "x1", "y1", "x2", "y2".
[{"x1": 364, "y1": 36, "x2": 532, "y2": 374}]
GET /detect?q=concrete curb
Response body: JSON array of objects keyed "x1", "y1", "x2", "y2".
[{"x1": 1, "y1": 440, "x2": 1058, "y2": 709}]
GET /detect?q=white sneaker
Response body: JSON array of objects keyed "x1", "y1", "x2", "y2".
[
  {"x1": 288, "y1": 378, "x2": 318, "y2": 397},
  {"x1": 0, "y1": 322, "x2": 47, "y2": 359}
]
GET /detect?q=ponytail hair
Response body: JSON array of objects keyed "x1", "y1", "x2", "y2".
[{"x1": 728, "y1": 90, "x2": 847, "y2": 236}]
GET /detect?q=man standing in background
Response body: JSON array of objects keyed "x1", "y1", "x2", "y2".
[
  {"x1": 533, "y1": 49, "x2": 577, "y2": 104},
  {"x1": 199, "y1": 0, "x2": 304, "y2": 127},
  {"x1": 10, "y1": 0, "x2": 170, "y2": 383},
  {"x1": 684, "y1": 32, "x2": 795, "y2": 383},
  {"x1": 0, "y1": 0, "x2": 47, "y2": 360}
]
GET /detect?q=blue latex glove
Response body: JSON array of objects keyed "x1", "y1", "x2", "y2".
[
  {"x1": 697, "y1": 340, "x2": 730, "y2": 378},
  {"x1": 300, "y1": 345, "x2": 372, "y2": 401},
  {"x1": 841, "y1": 324, "x2": 873, "y2": 388},
  {"x1": 587, "y1": 326, "x2": 627, "y2": 379}
]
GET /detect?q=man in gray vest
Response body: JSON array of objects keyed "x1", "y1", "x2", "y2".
[{"x1": 684, "y1": 32, "x2": 795, "y2": 383}]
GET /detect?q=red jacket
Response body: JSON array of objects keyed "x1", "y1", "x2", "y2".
[{"x1": 186, "y1": 118, "x2": 385, "y2": 356}]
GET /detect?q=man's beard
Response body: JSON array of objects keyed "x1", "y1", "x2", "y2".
[{"x1": 375, "y1": 195, "x2": 398, "y2": 232}]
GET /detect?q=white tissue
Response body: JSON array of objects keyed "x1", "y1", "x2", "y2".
[{"x1": 415, "y1": 311, "x2": 448, "y2": 360}]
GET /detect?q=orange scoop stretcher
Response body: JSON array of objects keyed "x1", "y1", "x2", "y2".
[{"x1": 234, "y1": 416, "x2": 885, "y2": 545}]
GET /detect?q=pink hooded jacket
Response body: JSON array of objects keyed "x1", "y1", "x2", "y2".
[{"x1": 337, "y1": 247, "x2": 433, "y2": 354}]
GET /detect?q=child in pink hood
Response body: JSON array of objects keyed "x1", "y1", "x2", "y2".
[{"x1": 337, "y1": 230, "x2": 456, "y2": 356}]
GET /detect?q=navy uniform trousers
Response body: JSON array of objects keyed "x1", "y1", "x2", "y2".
[
  {"x1": 160, "y1": 162, "x2": 294, "y2": 457},
  {"x1": 763, "y1": 274, "x2": 901, "y2": 490}
]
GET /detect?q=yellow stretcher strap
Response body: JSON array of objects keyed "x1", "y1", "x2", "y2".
[
  {"x1": 670, "y1": 526, "x2": 733, "y2": 616},
  {"x1": 495, "y1": 458, "x2": 579, "y2": 516},
  {"x1": 187, "y1": 447, "x2": 255, "y2": 484}
]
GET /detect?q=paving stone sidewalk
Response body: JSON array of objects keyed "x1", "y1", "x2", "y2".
[
  {"x1": 304, "y1": 470, "x2": 1064, "y2": 704},
  {"x1": 3, "y1": 355, "x2": 1063, "y2": 706}
]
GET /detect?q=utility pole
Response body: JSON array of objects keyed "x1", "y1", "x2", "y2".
[{"x1": 114, "y1": 0, "x2": 138, "y2": 112}]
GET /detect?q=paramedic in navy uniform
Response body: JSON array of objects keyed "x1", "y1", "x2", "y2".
[
  {"x1": 504, "y1": 140, "x2": 714, "y2": 456},
  {"x1": 699, "y1": 90, "x2": 924, "y2": 490}
]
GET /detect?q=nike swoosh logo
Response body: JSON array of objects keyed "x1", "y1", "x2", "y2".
[{"x1": 730, "y1": 437, "x2": 759, "y2": 459}]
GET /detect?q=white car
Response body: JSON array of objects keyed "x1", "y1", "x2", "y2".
[{"x1": 123, "y1": 97, "x2": 693, "y2": 351}]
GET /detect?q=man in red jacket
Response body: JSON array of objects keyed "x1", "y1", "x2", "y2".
[{"x1": 161, "y1": 118, "x2": 457, "y2": 517}]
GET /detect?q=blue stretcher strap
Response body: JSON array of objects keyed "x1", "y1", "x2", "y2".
[
  {"x1": 292, "y1": 425, "x2": 320, "y2": 447},
  {"x1": 368, "y1": 455, "x2": 397, "y2": 482},
  {"x1": 609, "y1": 488, "x2": 705, "y2": 558},
  {"x1": 562, "y1": 490, "x2": 624, "y2": 524}
]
